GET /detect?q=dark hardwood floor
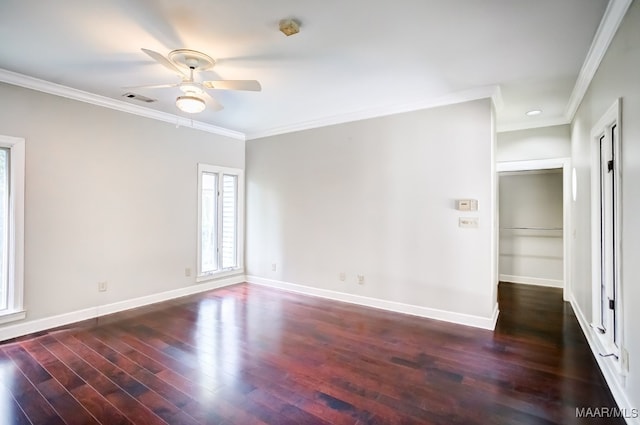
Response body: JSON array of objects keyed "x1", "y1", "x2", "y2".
[{"x1": 0, "y1": 282, "x2": 622, "y2": 424}]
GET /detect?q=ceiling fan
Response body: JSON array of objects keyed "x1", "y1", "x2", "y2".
[{"x1": 127, "y1": 48, "x2": 262, "y2": 113}]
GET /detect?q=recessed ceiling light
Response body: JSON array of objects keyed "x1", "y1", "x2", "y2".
[{"x1": 526, "y1": 109, "x2": 542, "y2": 116}]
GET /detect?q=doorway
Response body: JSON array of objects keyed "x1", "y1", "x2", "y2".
[
  {"x1": 496, "y1": 158, "x2": 571, "y2": 300},
  {"x1": 499, "y1": 168, "x2": 564, "y2": 287}
]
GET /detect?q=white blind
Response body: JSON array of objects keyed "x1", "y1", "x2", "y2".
[
  {"x1": 0, "y1": 149, "x2": 7, "y2": 310},
  {"x1": 200, "y1": 173, "x2": 218, "y2": 273},
  {"x1": 221, "y1": 174, "x2": 237, "y2": 269}
]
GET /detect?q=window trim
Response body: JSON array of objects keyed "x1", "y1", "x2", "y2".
[
  {"x1": 0, "y1": 135, "x2": 25, "y2": 323},
  {"x1": 196, "y1": 163, "x2": 244, "y2": 281}
]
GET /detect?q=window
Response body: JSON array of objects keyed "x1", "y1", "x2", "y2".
[
  {"x1": 0, "y1": 148, "x2": 9, "y2": 310},
  {"x1": 0, "y1": 135, "x2": 25, "y2": 324},
  {"x1": 197, "y1": 164, "x2": 243, "y2": 280}
]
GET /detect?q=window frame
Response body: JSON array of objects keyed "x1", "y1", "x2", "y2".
[
  {"x1": 0, "y1": 135, "x2": 25, "y2": 324},
  {"x1": 196, "y1": 163, "x2": 244, "y2": 281}
]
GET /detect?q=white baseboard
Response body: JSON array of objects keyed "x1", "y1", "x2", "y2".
[
  {"x1": 569, "y1": 294, "x2": 639, "y2": 425},
  {"x1": 0, "y1": 274, "x2": 244, "y2": 342},
  {"x1": 246, "y1": 275, "x2": 499, "y2": 330},
  {"x1": 499, "y1": 274, "x2": 563, "y2": 288}
]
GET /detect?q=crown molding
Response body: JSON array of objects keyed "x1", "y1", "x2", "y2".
[
  {"x1": 564, "y1": 0, "x2": 632, "y2": 122},
  {"x1": 502, "y1": 0, "x2": 632, "y2": 135},
  {"x1": 246, "y1": 85, "x2": 501, "y2": 140},
  {"x1": 496, "y1": 115, "x2": 570, "y2": 133},
  {"x1": 2, "y1": 65, "x2": 499, "y2": 142},
  {"x1": 0, "y1": 68, "x2": 245, "y2": 141},
  {"x1": 491, "y1": 85, "x2": 504, "y2": 112}
]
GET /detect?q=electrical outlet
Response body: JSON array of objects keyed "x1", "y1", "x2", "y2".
[
  {"x1": 459, "y1": 217, "x2": 479, "y2": 228},
  {"x1": 357, "y1": 275, "x2": 365, "y2": 285},
  {"x1": 339, "y1": 272, "x2": 346, "y2": 281},
  {"x1": 185, "y1": 268, "x2": 191, "y2": 277},
  {"x1": 271, "y1": 263, "x2": 277, "y2": 272},
  {"x1": 98, "y1": 281, "x2": 108, "y2": 292}
]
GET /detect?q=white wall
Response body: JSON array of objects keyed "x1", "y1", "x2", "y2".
[
  {"x1": 0, "y1": 82, "x2": 244, "y2": 329},
  {"x1": 497, "y1": 125, "x2": 570, "y2": 162},
  {"x1": 246, "y1": 99, "x2": 497, "y2": 325},
  {"x1": 570, "y1": 0, "x2": 640, "y2": 416},
  {"x1": 499, "y1": 171, "x2": 563, "y2": 286}
]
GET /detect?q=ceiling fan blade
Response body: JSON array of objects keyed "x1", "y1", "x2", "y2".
[
  {"x1": 202, "y1": 80, "x2": 262, "y2": 91},
  {"x1": 122, "y1": 83, "x2": 179, "y2": 90},
  {"x1": 141, "y1": 48, "x2": 187, "y2": 77},
  {"x1": 202, "y1": 92, "x2": 224, "y2": 111}
]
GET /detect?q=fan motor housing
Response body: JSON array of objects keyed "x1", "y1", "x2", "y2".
[{"x1": 168, "y1": 49, "x2": 215, "y2": 71}]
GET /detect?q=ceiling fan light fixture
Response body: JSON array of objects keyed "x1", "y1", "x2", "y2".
[
  {"x1": 179, "y1": 82, "x2": 203, "y2": 95},
  {"x1": 176, "y1": 95, "x2": 206, "y2": 113}
]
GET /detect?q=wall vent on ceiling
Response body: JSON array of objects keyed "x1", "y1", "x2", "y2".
[{"x1": 122, "y1": 92, "x2": 157, "y2": 103}]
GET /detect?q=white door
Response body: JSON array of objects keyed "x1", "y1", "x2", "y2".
[
  {"x1": 598, "y1": 127, "x2": 617, "y2": 345},
  {"x1": 591, "y1": 100, "x2": 621, "y2": 359}
]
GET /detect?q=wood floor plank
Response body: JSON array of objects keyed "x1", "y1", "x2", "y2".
[
  {"x1": 70, "y1": 384, "x2": 133, "y2": 425},
  {"x1": 0, "y1": 348, "x2": 65, "y2": 425},
  {"x1": 4, "y1": 343, "x2": 102, "y2": 425},
  {"x1": 63, "y1": 333, "x2": 200, "y2": 425},
  {"x1": 41, "y1": 334, "x2": 168, "y2": 425},
  {"x1": 106, "y1": 329, "x2": 223, "y2": 396},
  {"x1": 36, "y1": 377, "x2": 100, "y2": 425},
  {"x1": 92, "y1": 326, "x2": 268, "y2": 424},
  {"x1": 75, "y1": 330, "x2": 192, "y2": 409},
  {"x1": 20, "y1": 338, "x2": 133, "y2": 425},
  {"x1": 0, "y1": 282, "x2": 624, "y2": 424},
  {"x1": 0, "y1": 369, "x2": 32, "y2": 425}
]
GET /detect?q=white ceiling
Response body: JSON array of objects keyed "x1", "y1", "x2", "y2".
[{"x1": 0, "y1": 0, "x2": 614, "y2": 139}]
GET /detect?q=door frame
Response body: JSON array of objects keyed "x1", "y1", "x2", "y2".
[
  {"x1": 590, "y1": 98, "x2": 623, "y2": 365},
  {"x1": 496, "y1": 158, "x2": 571, "y2": 300}
]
